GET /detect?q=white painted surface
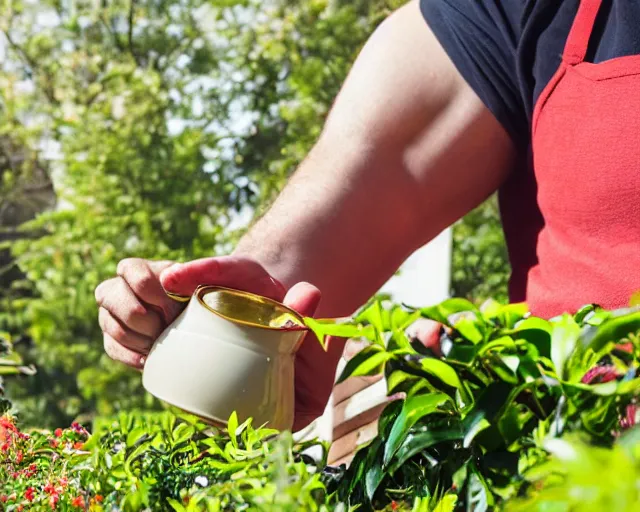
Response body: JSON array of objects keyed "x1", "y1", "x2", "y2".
[{"x1": 380, "y1": 228, "x2": 452, "y2": 308}]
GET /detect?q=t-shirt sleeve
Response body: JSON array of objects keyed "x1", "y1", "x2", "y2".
[{"x1": 420, "y1": 0, "x2": 527, "y2": 148}]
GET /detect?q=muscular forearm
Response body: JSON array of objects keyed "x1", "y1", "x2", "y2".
[{"x1": 235, "y1": 135, "x2": 425, "y2": 319}]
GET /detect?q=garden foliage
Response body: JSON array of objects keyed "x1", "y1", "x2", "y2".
[
  {"x1": 0, "y1": 0, "x2": 413, "y2": 427},
  {"x1": 2, "y1": 297, "x2": 640, "y2": 511}
]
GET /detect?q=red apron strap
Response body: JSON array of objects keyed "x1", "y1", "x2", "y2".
[{"x1": 563, "y1": 0, "x2": 603, "y2": 65}]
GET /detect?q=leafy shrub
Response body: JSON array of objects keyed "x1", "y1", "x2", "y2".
[
  {"x1": 0, "y1": 0, "x2": 409, "y2": 428},
  {"x1": 2, "y1": 296, "x2": 640, "y2": 511},
  {"x1": 306, "y1": 298, "x2": 640, "y2": 509},
  {"x1": 0, "y1": 411, "x2": 332, "y2": 512}
]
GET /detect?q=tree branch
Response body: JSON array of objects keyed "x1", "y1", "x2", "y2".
[
  {"x1": 2, "y1": 30, "x2": 58, "y2": 104},
  {"x1": 128, "y1": 0, "x2": 136, "y2": 58}
]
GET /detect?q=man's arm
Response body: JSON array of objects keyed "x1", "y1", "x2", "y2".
[
  {"x1": 96, "y1": 0, "x2": 516, "y2": 429},
  {"x1": 234, "y1": 0, "x2": 516, "y2": 422}
]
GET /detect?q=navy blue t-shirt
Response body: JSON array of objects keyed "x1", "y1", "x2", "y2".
[{"x1": 420, "y1": 0, "x2": 640, "y2": 151}]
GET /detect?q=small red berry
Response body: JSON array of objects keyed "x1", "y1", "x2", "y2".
[
  {"x1": 54, "y1": 428, "x2": 63, "y2": 438},
  {"x1": 25, "y1": 487, "x2": 35, "y2": 502}
]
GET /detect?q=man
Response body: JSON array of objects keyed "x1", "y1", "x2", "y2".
[{"x1": 95, "y1": 0, "x2": 640, "y2": 430}]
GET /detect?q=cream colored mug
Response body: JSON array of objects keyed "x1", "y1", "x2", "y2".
[{"x1": 142, "y1": 285, "x2": 308, "y2": 431}]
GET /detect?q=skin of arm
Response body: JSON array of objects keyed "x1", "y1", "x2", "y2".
[{"x1": 233, "y1": 0, "x2": 516, "y2": 424}]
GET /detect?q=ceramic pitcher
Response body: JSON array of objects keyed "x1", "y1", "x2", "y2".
[{"x1": 142, "y1": 285, "x2": 308, "y2": 431}]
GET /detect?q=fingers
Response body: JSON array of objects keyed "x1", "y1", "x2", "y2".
[
  {"x1": 95, "y1": 277, "x2": 165, "y2": 339},
  {"x1": 103, "y1": 332, "x2": 146, "y2": 369},
  {"x1": 98, "y1": 307, "x2": 153, "y2": 354},
  {"x1": 282, "y1": 282, "x2": 322, "y2": 318},
  {"x1": 159, "y1": 255, "x2": 287, "y2": 301},
  {"x1": 117, "y1": 258, "x2": 182, "y2": 322}
]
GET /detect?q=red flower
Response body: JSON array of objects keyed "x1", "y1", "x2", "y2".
[
  {"x1": 391, "y1": 501, "x2": 398, "y2": 511},
  {"x1": 0, "y1": 417, "x2": 18, "y2": 432},
  {"x1": 0, "y1": 495, "x2": 7, "y2": 503},
  {"x1": 24, "y1": 487, "x2": 35, "y2": 502},
  {"x1": 15, "y1": 450, "x2": 23, "y2": 464},
  {"x1": 581, "y1": 365, "x2": 620, "y2": 384},
  {"x1": 95, "y1": 495, "x2": 104, "y2": 503},
  {"x1": 70, "y1": 422, "x2": 88, "y2": 436},
  {"x1": 621, "y1": 404, "x2": 638, "y2": 430},
  {"x1": 54, "y1": 428, "x2": 63, "y2": 438},
  {"x1": 59, "y1": 477, "x2": 68, "y2": 488},
  {"x1": 50, "y1": 438, "x2": 59, "y2": 448},
  {"x1": 44, "y1": 483, "x2": 56, "y2": 495},
  {"x1": 49, "y1": 494, "x2": 59, "y2": 510},
  {"x1": 17, "y1": 504, "x2": 24, "y2": 512},
  {"x1": 73, "y1": 441, "x2": 84, "y2": 450},
  {"x1": 1, "y1": 442, "x2": 9, "y2": 452},
  {"x1": 71, "y1": 496, "x2": 84, "y2": 508}
]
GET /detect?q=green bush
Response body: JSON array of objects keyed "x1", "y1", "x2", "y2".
[
  {"x1": 0, "y1": 0, "x2": 407, "y2": 428},
  {"x1": 2, "y1": 296, "x2": 640, "y2": 511}
]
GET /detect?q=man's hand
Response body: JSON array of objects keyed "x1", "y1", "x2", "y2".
[{"x1": 95, "y1": 256, "x2": 321, "y2": 369}]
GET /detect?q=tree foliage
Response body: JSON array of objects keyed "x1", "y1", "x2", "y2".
[
  {"x1": 0, "y1": 0, "x2": 409, "y2": 426},
  {"x1": 451, "y1": 196, "x2": 510, "y2": 305}
]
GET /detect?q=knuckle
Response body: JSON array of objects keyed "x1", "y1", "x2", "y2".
[
  {"x1": 128, "y1": 268, "x2": 156, "y2": 296},
  {"x1": 122, "y1": 303, "x2": 148, "y2": 326},
  {"x1": 94, "y1": 279, "x2": 111, "y2": 304},
  {"x1": 116, "y1": 258, "x2": 141, "y2": 277}
]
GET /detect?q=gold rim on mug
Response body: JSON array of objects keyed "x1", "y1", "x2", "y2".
[{"x1": 165, "y1": 285, "x2": 308, "y2": 332}]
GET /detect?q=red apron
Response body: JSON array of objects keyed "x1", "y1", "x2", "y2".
[{"x1": 503, "y1": 0, "x2": 640, "y2": 319}]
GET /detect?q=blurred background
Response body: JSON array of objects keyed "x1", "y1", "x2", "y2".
[{"x1": 0, "y1": 0, "x2": 509, "y2": 429}]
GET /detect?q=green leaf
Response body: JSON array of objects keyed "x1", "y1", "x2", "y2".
[
  {"x1": 126, "y1": 427, "x2": 147, "y2": 448},
  {"x1": 433, "y1": 494, "x2": 458, "y2": 512},
  {"x1": 304, "y1": 317, "x2": 377, "y2": 349},
  {"x1": 172, "y1": 423, "x2": 196, "y2": 446},
  {"x1": 467, "y1": 466, "x2": 495, "y2": 512},
  {"x1": 383, "y1": 392, "x2": 453, "y2": 465},
  {"x1": 454, "y1": 317, "x2": 485, "y2": 344},
  {"x1": 581, "y1": 311, "x2": 640, "y2": 353},
  {"x1": 227, "y1": 412, "x2": 239, "y2": 448},
  {"x1": 336, "y1": 345, "x2": 393, "y2": 384},
  {"x1": 420, "y1": 298, "x2": 479, "y2": 326},
  {"x1": 550, "y1": 314, "x2": 581, "y2": 379},
  {"x1": 388, "y1": 418, "x2": 464, "y2": 473},
  {"x1": 461, "y1": 382, "x2": 513, "y2": 448},
  {"x1": 419, "y1": 358, "x2": 466, "y2": 394}
]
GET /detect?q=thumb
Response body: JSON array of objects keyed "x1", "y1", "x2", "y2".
[
  {"x1": 282, "y1": 282, "x2": 321, "y2": 318},
  {"x1": 158, "y1": 255, "x2": 287, "y2": 300}
]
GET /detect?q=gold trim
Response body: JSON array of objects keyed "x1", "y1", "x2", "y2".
[
  {"x1": 165, "y1": 291, "x2": 191, "y2": 303},
  {"x1": 195, "y1": 285, "x2": 307, "y2": 331}
]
